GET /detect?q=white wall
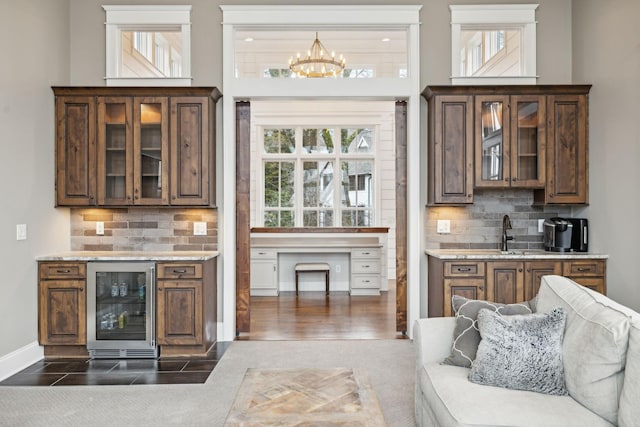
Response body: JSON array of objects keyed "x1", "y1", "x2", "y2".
[
  {"x1": 572, "y1": 0, "x2": 640, "y2": 310},
  {"x1": 0, "y1": 0, "x2": 71, "y2": 360}
]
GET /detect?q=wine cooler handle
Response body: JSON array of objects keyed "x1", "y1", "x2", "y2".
[{"x1": 150, "y1": 266, "x2": 156, "y2": 348}]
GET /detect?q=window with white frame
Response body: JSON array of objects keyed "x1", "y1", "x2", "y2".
[
  {"x1": 260, "y1": 127, "x2": 375, "y2": 227},
  {"x1": 103, "y1": 5, "x2": 192, "y2": 86},
  {"x1": 450, "y1": 4, "x2": 538, "y2": 84}
]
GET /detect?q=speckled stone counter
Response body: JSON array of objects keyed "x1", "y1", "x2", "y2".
[
  {"x1": 425, "y1": 249, "x2": 608, "y2": 260},
  {"x1": 36, "y1": 251, "x2": 218, "y2": 261}
]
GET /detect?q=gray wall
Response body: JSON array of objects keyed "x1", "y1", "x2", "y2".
[
  {"x1": 572, "y1": 0, "x2": 640, "y2": 310},
  {"x1": 0, "y1": 0, "x2": 71, "y2": 357}
]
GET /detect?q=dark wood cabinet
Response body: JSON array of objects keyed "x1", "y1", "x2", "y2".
[
  {"x1": 422, "y1": 85, "x2": 590, "y2": 205},
  {"x1": 156, "y1": 259, "x2": 216, "y2": 356},
  {"x1": 38, "y1": 262, "x2": 87, "y2": 346},
  {"x1": 486, "y1": 261, "x2": 525, "y2": 304},
  {"x1": 424, "y1": 90, "x2": 474, "y2": 205},
  {"x1": 428, "y1": 255, "x2": 605, "y2": 317},
  {"x1": 524, "y1": 260, "x2": 562, "y2": 300},
  {"x1": 540, "y1": 94, "x2": 589, "y2": 204},
  {"x1": 55, "y1": 97, "x2": 96, "y2": 206},
  {"x1": 53, "y1": 87, "x2": 220, "y2": 207},
  {"x1": 474, "y1": 95, "x2": 546, "y2": 189},
  {"x1": 170, "y1": 97, "x2": 213, "y2": 205}
]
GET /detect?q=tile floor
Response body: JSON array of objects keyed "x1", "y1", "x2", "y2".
[{"x1": 0, "y1": 342, "x2": 230, "y2": 387}]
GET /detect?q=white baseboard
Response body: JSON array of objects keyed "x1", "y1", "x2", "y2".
[{"x1": 0, "y1": 341, "x2": 44, "y2": 381}]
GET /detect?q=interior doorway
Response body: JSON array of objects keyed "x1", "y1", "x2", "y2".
[
  {"x1": 221, "y1": 5, "x2": 422, "y2": 342},
  {"x1": 235, "y1": 100, "x2": 408, "y2": 339}
]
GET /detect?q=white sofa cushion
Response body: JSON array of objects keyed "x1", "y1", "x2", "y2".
[
  {"x1": 618, "y1": 320, "x2": 640, "y2": 426},
  {"x1": 419, "y1": 362, "x2": 614, "y2": 427},
  {"x1": 536, "y1": 275, "x2": 631, "y2": 425}
]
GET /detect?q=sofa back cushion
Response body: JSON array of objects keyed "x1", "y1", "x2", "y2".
[
  {"x1": 537, "y1": 275, "x2": 631, "y2": 425},
  {"x1": 618, "y1": 320, "x2": 640, "y2": 426}
]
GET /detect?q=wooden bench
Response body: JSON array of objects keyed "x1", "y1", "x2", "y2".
[{"x1": 295, "y1": 263, "x2": 330, "y2": 295}]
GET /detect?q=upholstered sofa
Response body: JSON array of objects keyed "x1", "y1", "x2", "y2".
[{"x1": 414, "y1": 275, "x2": 640, "y2": 427}]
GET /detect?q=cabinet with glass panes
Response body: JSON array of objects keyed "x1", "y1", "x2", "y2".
[{"x1": 53, "y1": 87, "x2": 221, "y2": 207}]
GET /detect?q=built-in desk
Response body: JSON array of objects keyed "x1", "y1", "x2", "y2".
[{"x1": 250, "y1": 234, "x2": 387, "y2": 296}]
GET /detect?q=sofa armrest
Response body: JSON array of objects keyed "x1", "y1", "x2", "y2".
[{"x1": 413, "y1": 317, "x2": 456, "y2": 365}]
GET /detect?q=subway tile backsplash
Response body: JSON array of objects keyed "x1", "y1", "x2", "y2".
[
  {"x1": 425, "y1": 189, "x2": 573, "y2": 250},
  {"x1": 70, "y1": 208, "x2": 217, "y2": 252}
]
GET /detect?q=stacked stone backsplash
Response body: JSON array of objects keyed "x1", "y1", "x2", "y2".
[
  {"x1": 426, "y1": 189, "x2": 573, "y2": 250},
  {"x1": 70, "y1": 208, "x2": 217, "y2": 252}
]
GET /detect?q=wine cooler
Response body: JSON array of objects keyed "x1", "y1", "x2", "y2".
[{"x1": 87, "y1": 262, "x2": 157, "y2": 358}]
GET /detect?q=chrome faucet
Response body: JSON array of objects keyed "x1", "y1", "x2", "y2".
[{"x1": 502, "y1": 215, "x2": 514, "y2": 251}]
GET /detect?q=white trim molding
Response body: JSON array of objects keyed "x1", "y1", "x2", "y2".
[
  {"x1": 450, "y1": 4, "x2": 539, "y2": 85},
  {"x1": 103, "y1": 5, "x2": 192, "y2": 86},
  {"x1": 0, "y1": 342, "x2": 44, "y2": 382},
  {"x1": 220, "y1": 5, "x2": 422, "y2": 340}
]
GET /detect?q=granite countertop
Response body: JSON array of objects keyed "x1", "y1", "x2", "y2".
[
  {"x1": 425, "y1": 249, "x2": 609, "y2": 260},
  {"x1": 36, "y1": 251, "x2": 219, "y2": 261}
]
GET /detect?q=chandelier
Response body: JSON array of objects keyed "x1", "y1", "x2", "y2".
[{"x1": 289, "y1": 32, "x2": 346, "y2": 78}]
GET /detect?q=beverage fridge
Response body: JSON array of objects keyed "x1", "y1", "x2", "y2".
[{"x1": 87, "y1": 262, "x2": 157, "y2": 358}]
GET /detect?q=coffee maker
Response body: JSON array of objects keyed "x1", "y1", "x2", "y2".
[{"x1": 543, "y1": 217, "x2": 573, "y2": 252}]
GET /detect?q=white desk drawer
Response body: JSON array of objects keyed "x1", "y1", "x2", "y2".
[
  {"x1": 251, "y1": 249, "x2": 277, "y2": 260},
  {"x1": 351, "y1": 248, "x2": 380, "y2": 259},
  {"x1": 351, "y1": 275, "x2": 380, "y2": 289},
  {"x1": 351, "y1": 260, "x2": 381, "y2": 274}
]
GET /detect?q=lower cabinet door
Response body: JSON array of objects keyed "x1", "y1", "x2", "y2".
[
  {"x1": 156, "y1": 280, "x2": 203, "y2": 345},
  {"x1": 524, "y1": 261, "x2": 562, "y2": 300},
  {"x1": 486, "y1": 262, "x2": 525, "y2": 305},
  {"x1": 39, "y1": 280, "x2": 86, "y2": 345},
  {"x1": 443, "y1": 278, "x2": 486, "y2": 317}
]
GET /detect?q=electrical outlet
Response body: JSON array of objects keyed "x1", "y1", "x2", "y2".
[
  {"x1": 538, "y1": 219, "x2": 545, "y2": 233},
  {"x1": 436, "y1": 219, "x2": 451, "y2": 234},
  {"x1": 96, "y1": 221, "x2": 104, "y2": 235},
  {"x1": 16, "y1": 224, "x2": 27, "y2": 241},
  {"x1": 335, "y1": 264, "x2": 341, "y2": 273},
  {"x1": 193, "y1": 222, "x2": 207, "y2": 236}
]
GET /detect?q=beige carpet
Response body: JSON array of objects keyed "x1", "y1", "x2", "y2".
[
  {"x1": 0, "y1": 340, "x2": 415, "y2": 426},
  {"x1": 225, "y1": 368, "x2": 385, "y2": 426}
]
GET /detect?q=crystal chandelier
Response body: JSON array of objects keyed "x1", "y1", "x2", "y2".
[{"x1": 289, "y1": 32, "x2": 346, "y2": 78}]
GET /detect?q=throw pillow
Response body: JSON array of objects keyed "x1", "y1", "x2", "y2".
[
  {"x1": 442, "y1": 296, "x2": 533, "y2": 368},
  {"x1": 468, "y1": 307, "x2": 568, "y2": 396}
]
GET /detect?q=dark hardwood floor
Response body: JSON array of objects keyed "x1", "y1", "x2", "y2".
[{"x1": 240, "y1": 280, "x2": 403, "y2": 340}]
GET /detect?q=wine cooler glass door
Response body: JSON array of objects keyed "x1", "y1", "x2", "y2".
[{"x1": 87, "y1": 262, "x2": 157, "y2": 358}]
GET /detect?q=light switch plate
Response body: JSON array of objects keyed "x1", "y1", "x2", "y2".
[
  {"x1": 436, "y1": 220, "x2": 451, "y2": 234},
  {"x1": 193, "y1": 222, "x2": 207, "y2": 236},
  {"x1": 16, "y1": 224, "x2": 27, "y2": 240},
  {"x1": 538, "y1": 219, "x2": 545, "y2": 233},
  {"x1": 96, "y1": 221, "x2": 104, "y2": 235}
]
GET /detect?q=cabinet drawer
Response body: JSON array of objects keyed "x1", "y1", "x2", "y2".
[
  {"x1": 563, "y1": 260, "x2": 605, "y2": 277},
  {"x1": 351, "y1": 275, "x2": 380, "y2": 289},
  {"x1": 351, "y1": 248, "x2": 381, "y2": 259},
  {"x1": 39, "y1": 262, "x2": 86, "y2": 280},
  {"x1": 444, "y1": 261, "x2": 485, "y2": 277},
  {"x1": 250, "y1": 249, "x2": 277, "y2": 260},
  {"x1": 351, "y1": 260, "x2": 380, "y2": 274},
  {"x1": 157, "y1": 263, "x2": 202, "y2": 279}
]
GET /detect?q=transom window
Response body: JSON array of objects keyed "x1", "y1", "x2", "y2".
[{"x1": 260, "y1": 127, "x2": 375, "y2": 227}]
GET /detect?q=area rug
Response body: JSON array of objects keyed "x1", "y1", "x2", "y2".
[{"x1": 224, "y1": 367, "x2": 386, "y2": 426}]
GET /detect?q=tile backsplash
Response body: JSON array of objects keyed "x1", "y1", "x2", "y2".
[
  {"x1": 426, "y1": 189, "x2": 573, "y2": 250},
  {"x1": 70, "y1": 208, "x2": 217, "y2": 252}
]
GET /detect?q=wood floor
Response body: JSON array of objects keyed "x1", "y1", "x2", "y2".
[{"x1": 240, "y1": 281, "x2": 403, "y2": 340}]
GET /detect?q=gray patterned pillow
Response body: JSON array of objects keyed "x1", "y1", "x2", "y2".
[
  {"x1": 468, "y1": 307, "x2": 568, "y2": 396},
  {"x1": 442, "y1": 296, "x2": 533, "y2": 367}
]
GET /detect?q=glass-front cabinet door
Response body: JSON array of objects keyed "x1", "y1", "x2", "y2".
[
  {"x1": 510, "y1": 95, "x2": 545, "y2": 187},
  {"x1": 134, "y1": 98, "x2": 169, "y2": 204},
  {"x1": 475, "y1": 95, "x2": 510, "y2": 187},
  {"x1": 97, "y1": 97, "x2": 133, "y2": 205}
]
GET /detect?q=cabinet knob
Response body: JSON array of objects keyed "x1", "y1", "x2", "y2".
[
  {"x1": 78, "y1": 287, "x2": 84, "y2": 291},
  {"x1": 549, "y1": 193, "x2": 554, "y2": 198},
  {"x1": 519, "y1": 268, "x2": 523, "y2": 272},
  {"x1": 158, "y1": 287, "x2": 163, "y2": 291},
  {"x1": 504, "y1": 178, "x2": 509, "y2": 182},
  {"x1": 512, "y1": 177, "x2": 518, "y2": 182}
]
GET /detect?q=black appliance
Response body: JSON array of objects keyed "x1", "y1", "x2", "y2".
[
  {"x1": 543, "y1": 217, "x2": 573, "y2": 252},
  {"x1": 567, "y1": 218, "x2": 589, "y2": 252}
]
